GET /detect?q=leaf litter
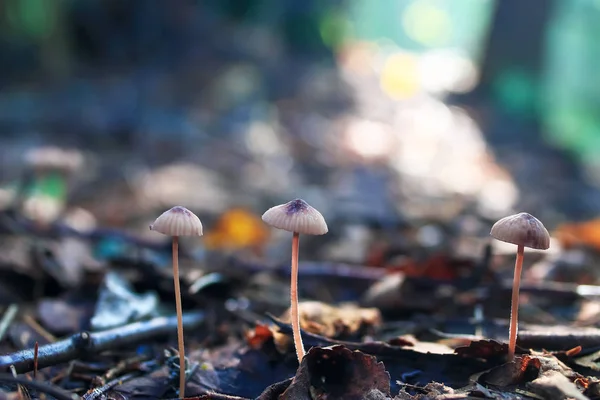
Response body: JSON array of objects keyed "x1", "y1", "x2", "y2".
[{"x1": 3, "y1": 200, "x2": 600, "y2": 400}]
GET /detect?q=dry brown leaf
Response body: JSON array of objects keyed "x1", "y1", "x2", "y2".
[
  {"x1": 556, "y1": 219, "x2": 600, "y2": 251},
  {"x1": 279, "y1": 345, "x2": 390, "y2": 400},
  {"x1": 480, "y1": 355, "x2": 542, "y2": 387},
  {"x1": 274, "y1": 301, "x2": 381, "y2": 355},
  {"x1": 528, "y1": 370, "x2": 589, "y2": 400}
]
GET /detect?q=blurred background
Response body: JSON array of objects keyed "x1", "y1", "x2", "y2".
[
  {"x1": 1, "y1": 0, "x2": 600, "y2": 267},
  {"x1": 5, "y1": 4, "x2": 600, "y2": 397}
]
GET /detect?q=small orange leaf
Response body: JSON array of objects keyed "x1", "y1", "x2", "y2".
[
  {"x1": 245, "y1": 324, "x2": 273, "y2": 349},
  {"x1": 204, "y1": 208, "x2": 269, "y2": 253},
  {"x1": 556, "y1": 219, "x2": 600, "y2": 250}
]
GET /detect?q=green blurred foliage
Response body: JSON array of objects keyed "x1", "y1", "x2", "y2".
[
  {"x1": 5, "y1": 0, "x2": 57, "y2": 40},
  {"x1": 347, "y1": 0, "x2": 494, "y2": 59},
  {"x1": 542, "y1": 0, "x2": 600, "y2": 164},
  {"x1": 28, "y1": 173, "x2": 67, "y2": 201}
]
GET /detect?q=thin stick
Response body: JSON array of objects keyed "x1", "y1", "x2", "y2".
[
  {"x1": 290, "y1": 232, "x2": 305, "y2": 362},
  {"x1": 33, "y1": 342, "x2": 38, "y2": 379},
  {"x1": 83, "y1": 372, "x2": 139, "y2": 400},
  {"x1": 24, "y1": 315, "x2": 57, "y2": 343},
  {"x1": 172, "y1": 236, "x2": 186, "y2": 398},
  {"x1": 0, "y1": 304, "x2": 18, "y2": 342},
  {"x1": 11, "y1": 365, "x2": 26, "y2": 400},
  {"x1": 0, "y1": 311, "x2": 205, "y2": 374},
  {"x1": 0, "y1": 373, "x2": 77, "y2": 400},
  {"x1": 508, "y1": 244, "x2": 524, "y2": 361}
]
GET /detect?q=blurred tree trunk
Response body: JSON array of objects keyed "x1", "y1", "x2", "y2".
[
  {"x1": 3, "y1": 0, "x2": 71, "y2": 80},
  {"x1": 40, "y1": 0, "x2": 70, "y2": 80},
  {"x1": 478, "y1": 0, "x2": 554, "y2": 108}
]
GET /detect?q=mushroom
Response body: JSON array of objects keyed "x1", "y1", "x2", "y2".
[
  {"x1": 490, "y1": 212, "x2": 550, "y2": 361},
  {"x1": 150, "y1": 206, "x2": 203, "y2": 398},
  {"x1": 262, "y1": 199, "x2": 328, "y2": 362}
]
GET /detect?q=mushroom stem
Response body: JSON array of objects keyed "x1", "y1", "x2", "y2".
[
  {"x1": 172, "y1": 236, "x2": 186, "y2": 398},
  {"x1": 508, "y1": 244, "x2": 524, "y2": 362},
  {"x1": 290, "y1": 231, "x2": 305, "y2": 362}
]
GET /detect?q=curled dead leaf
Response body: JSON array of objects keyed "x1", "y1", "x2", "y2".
[
  {"x1": 479, "y1": 355, "x2": 542, "y2": 387},
  {"x1": 279, "y1": 345, "x2": 390, "y2": 400},
  {"x1": 528, "y1": 370, "x2": 589, "y2": 400}
]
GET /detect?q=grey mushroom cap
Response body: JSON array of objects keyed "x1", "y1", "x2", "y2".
[
  {"x1": 262, "y1": 198, "x2": 328, "y2": 235},
  {"x1": 490, "y1": 212, "x2": 550, "y2": 250},
  {"x1": 150, "y1": 206, "x2": 203, "y2": 236}
]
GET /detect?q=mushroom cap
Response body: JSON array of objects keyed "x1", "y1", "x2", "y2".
[
  {"x1": 490, "y1": 212, "x2": 550, "y2": 250},
  {"x1": 150, "y1": 206, "x2": 203, "y2": 236},
  {"x1": 262, "y1": 198, "x2": 328, "y2": 235}
]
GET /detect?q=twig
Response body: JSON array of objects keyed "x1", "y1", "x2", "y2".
[
  {"x1": 47, "y1": 360, "x2": 76, "y2": 386},
  {"x1": 101, "y1": 355, "x2": 146, "y2": 383},
  {"x1": 0, "y1": 373, "x2": 79, "y2": 400},
  {"x1": 33, "y1": 343, "x2": 38, "y2": 379},
  {"x1": 0, "y1": 305, "x2": 19, "y2": 342},
  {"x1": 518, "y1": 329, "x2": 600, "y2": 350},
  {"x1": 265, "y1": 312, "x2": 490, "y2": 373},
  {"x1": 10, "y1": 365, "x2": 28, "y2": 400},
  {"x1": 166, "y1": 394, "x2": 251, "y2": 400},
  {"x1": 82, "y1": 372, "x2": 138, "y2": 400},
  {"x1": 23, "y1": 316, "x2": 56, "y2": 343},
  {"x1": 0, "y1": 311, "x2": 205, "y2": 374}
]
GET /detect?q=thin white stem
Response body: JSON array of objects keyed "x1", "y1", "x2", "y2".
[
  {"x1": 290, "y1": 232, "x2": 305, "y2": 363},
  {"x1": 172, "y1": 236, "x2": 186, "y2": 398},
  {"x1": 508, "y1": 244, "x2": 524, "y2": 362}
]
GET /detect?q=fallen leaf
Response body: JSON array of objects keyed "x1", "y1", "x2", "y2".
[
  {"x1": 362, "y1": 273, "x2": 449, "y2": 313},
  {"x1": 388, "y1": 253, "x2": 465, "y2": 281},
  {"x1": 203, "y1": 208, "x2": 269, "y2": 254},
  {"x1": 37, "y1": 298, "x2": 90, "y2": 334},
  {"x1": 245, "y1": 324, "x2": 273, "y2": 350},
  {"x1": 279, "y1": 345, "x2": 390, "y2": 400},
  {"x1": 455, "y1": 339, "x2": 527, "y2": 361},
  {"x1": 274, "y1": 301, "x2": 381, "y2": 354},
  {"x1": 556, "y1": 219, "x2": 600, "y2": 251},
  {"x1": 479, "y1": 355, "x2": 541, "y2": 387},
  {"x1": 528, "y1": 370, "x2": 589, "y2": 400},
  {"x1": 573, "y1": 349, "x2": 600, "y2": 372}
]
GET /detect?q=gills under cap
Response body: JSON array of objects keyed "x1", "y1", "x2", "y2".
[
  {"x1": 150, "y1": 206, "x2": 203, "y2": 236},
  {"x1": 262, "y1": 199, "x2": 328, "y2": 235},
  {"x1": 490, "y1": 212, "x2": 550, "y2": 250}
]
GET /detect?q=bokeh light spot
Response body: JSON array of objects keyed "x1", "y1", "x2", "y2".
[
  {"x1": 380, "y1": 52, "x2": 419, "y2": 100},
  {"x1": 403, "y1": 0, "x2": 453, "y2": 47}
]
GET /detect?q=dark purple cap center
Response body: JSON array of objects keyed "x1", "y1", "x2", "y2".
[
  {"x1": 285, "y1": 199, "x2": 308, "y2": 215},
  {"x1": 171, "y1": 206, "x2": 191, "y2": 216}
]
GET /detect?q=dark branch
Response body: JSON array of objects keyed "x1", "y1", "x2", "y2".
[
  {"x1": 518, "y1": 329, "x2": 600, "y2": 350},
  {"x1": 0, "y1": 373, "x2": 79, "y2": 400},
  {"x1": 169, "y1": 394, "x2": 251, "y2": 400},
  {"x1": 0, "y1": 311, "x2": 205, "y2": 374}
]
